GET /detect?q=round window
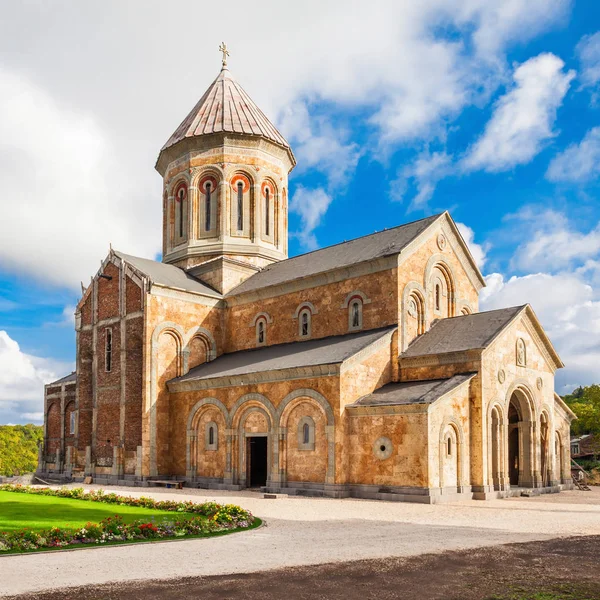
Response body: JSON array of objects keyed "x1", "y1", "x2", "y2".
[{"x1": 373, "y1": 436, "x2": 393, "y2": 460}]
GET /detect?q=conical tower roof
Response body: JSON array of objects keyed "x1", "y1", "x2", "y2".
[{"x1": 160, "y1": 67, "x2": 293, "y2": 157}]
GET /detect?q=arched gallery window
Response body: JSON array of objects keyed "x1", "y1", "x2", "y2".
[{"x1": 174, "y1": 183, "x2": 187, "y2": 241}]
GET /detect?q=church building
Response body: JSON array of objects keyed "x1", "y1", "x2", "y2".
[{"x1": 40, "y1": 52, "x2": 575, "y2": 502}]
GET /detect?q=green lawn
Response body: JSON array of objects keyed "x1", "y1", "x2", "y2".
[{"x1": 0, "y1": 491, "x2": 194, "y2": 533}]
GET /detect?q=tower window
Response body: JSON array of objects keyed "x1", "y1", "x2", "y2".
[
  {"x1": 265, "y1": 187, "x2": 270, "y2": 236},
  {"x1": 435, "y1": 284, "x2": 441, "y2": 312},
  {"x1": 177, "y1": 186, "x2": 186, "y2": 239},
  {"x1": 205, "y1": 182, "x2": 211, "y2": 231},
  {"x1": 105, "y1": 328, "x2": 112, "y2": 372},
  {"x1": 237, "y1": 181, "x2": 244, "y2": 231}
]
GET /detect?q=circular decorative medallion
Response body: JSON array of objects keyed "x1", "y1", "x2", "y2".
[
  {"x1": 373, "y1": 437, "x2": 393, "y2": 460},
  {"x1": 498, "y1": 369, "x2": 506, "y2": 384},
  {"x1": 536, "y1": 377, "x2": 543, "y2": 390},
  {"x1": 437, "y1": 233, "x2": 447, "y2": 251}
]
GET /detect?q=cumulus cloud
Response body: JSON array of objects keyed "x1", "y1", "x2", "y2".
[
  {"x1": 289, "y1": 186, "x2": 333, "y2": 251},
  {"x1": 546, "y1": 126, "x2": 600, "y2": 183},
  {"x1": 456, "y1": 222, "x2": 488, "y2": 269},
  {"x1": 506, "y1": 207, "x2": 600, "y2": 273},
  {"x1": 0, "y1": 330, "x2": 73, "y2": 424},
  {"x1": 462, "y1": 53, "x2": 575, "y2": 172},
  {"x1": 391, "y1": 151, "x2": 453, "y2": 209},
  {"x1": 576, "y1": 31, "x2": 600, "y2": 101}
]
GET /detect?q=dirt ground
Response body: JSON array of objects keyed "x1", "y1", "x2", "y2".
[{"x1": 10, "y1": 535, "x2": 600, "y2": 600}]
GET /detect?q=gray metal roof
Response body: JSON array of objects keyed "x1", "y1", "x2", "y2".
[
  {"x1": 350, "y1": 373, "x2": 476, "y2": 407},
  {"x1": 47, "y1": 371, "x2": 77, "y2": 387},
  {"x1": 114, "y1": 251, "x2": 222, "y2": 298},
  {"x1": 401, "y1": 306, "x2": 526, "y2": 358},
  {"x1": 228, "y1": 214, "x2": 443, "y2": 297},
  {"x1": 161, "y1": 67, "x2": 291, "y2": 153},
  {"x1": 171, "y1": 326, "x2": 396, "y2": 384}
]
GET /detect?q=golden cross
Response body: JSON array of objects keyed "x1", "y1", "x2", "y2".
[{"x1": 219, "y1": 42, "x2": 230, "y2": 67}]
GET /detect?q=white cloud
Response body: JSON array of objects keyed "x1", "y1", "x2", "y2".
[
  {"x1": 392, "y1": 151, "x2": 453, "y2": 209},
  {"x1": 506, "y1": 207, "x2": 600, "y2": 272},
  {"x1": 546, "y1": 126, "x2": 600, "y2": 183},
  {"x1": 480, "y1": 271, "x2": 600, "y2": 391},
  {"x1": 456, "y1": 222, "x2": 488, "y2": 269},
  {"x1": 289, "y1": 186, "x2": 333, "y2": 251},
  {"x1": 0, "y1": 330, "x2": 73, "y2": 424},
  {"x1": 278, "y1": 102, "x2": 362, "y2": 189},
  {"x1": 576, "y1": 31, "x2": 600, "y2": 100},
  {"x1": 462, "y1": 53, "x2": 575, "y2": 172},
  {"x1": 0, "y1": 67, "x2": 161, "y2": 290}
]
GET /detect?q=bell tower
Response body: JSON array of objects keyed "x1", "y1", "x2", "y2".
[{"x1": 155, "y1": 45, "x2": 295, "y2": 294}]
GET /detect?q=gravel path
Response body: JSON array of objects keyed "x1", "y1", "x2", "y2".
[{"x1": 1, "y1": 485, "x2": 600, "y2": 597}]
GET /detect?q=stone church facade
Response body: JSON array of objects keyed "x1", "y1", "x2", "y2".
[{"x1": 40, "y1": 62, "x2": 575, "y2": 502}]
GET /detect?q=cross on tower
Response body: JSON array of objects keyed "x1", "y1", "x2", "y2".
[{"x1": 219, "y1": 42, "x2": 230, "y2": 68}]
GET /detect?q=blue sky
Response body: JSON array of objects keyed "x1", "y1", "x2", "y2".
[{"x1": 1, "y1": 0, "x2": 599, "y2": 424}]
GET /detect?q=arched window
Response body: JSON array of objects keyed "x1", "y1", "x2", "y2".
[
  {"x1": 435, "y1": 284, "x2": 441, "y2": 312},
  {"x1": 265, "y1": 187, "x2": 270, "y2": 236},
  {"x1": 205, "y1": 422, "x2": 218, "y2": 450},
  {"x1": 303, "y1": 422, "x2": 310, "y2": 444},
  {"x1": 237, "y1": 181, "x2": 244, "y2": 231},
  {"x1": 69, "y1": 411, "x2": 76, "y2": 435},
  {"x1": 105, "y1": 328, "x2": 112, "y2": 372},
  {"x1": 177, "y1": 185, "x2": 186, "y2": 239},
  {"x1": 298, "y1": 416, "x2": 315, "y2": 450},
  {"x1": 300, "y1": 309, "x2": 311, "y2": 338},
  {"x1": 205, "y1": 181, "x2": 212, "y2": 231},
  {"x1": 256, "y1": 319, "x2": 266, "y2": 346},
  {"x1": 349, "y1": 299, "x2": 363, "y2": 331},
  {"x1": 447, "y1": 436, "x2": 452, "y2": 456}
]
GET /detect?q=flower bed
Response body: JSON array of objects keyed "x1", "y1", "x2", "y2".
[{"x1": 0, "y1": 484, "x2": 257, "y2": 554}]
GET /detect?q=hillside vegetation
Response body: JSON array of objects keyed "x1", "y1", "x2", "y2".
[
  {"x1": 563, "y1": 384, "x2": 600, "y2": 437},
  {"x1": 0, "y1": 425, "x2": 43, "y2": 477}
]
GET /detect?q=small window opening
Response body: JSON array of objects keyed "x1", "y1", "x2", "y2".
[
  {"x1": 205, "y1": 182, "x2": 211, "y2": 231},
  {"x1": 447, "y1": 437, "x2": 452, "y2": 456},
  {"x1": 105, "y1": 328, "x2": 112, "y2": 372},
  {"x1": 351, "y1": 301, "x2": 361, "y2": 329},
  {"x1": 303, "y1": 423, "x2": 310, "y2": 444},
  {"x1": 435, "y1": 284, "x2": 441, "y2": 311},
  {"x1": 265, "y1": 187, "x2": 270, "y2": 236},
  {"x1": 257, "y1": 320, "x2": 265, "y2": 345},
  {"x1": 209, "y1": 426, "x2": 215, "y2": 446},
  {"x1": 69, "y1": 411, "x2": 76, "y2": 435},
  {"x1": 177, "y1": 187, "x2": 185, "y2": 238},
  {"x1": 380, "y1": 444, "x2": 386, "y2": 452},
  {"x1": 301, "y1": 311, "x2": 309, "y2": 337},
  {"x1": 237, "y1": 181, "x2": 244, "y2": 231}
]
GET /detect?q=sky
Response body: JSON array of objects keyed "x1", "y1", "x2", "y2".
[{"x1": 1, "y1": 0, "x2": 600, "y2": 425}]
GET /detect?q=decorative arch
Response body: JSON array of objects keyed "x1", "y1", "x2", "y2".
[
  {"x1": 278, "y1": 389, "x2": 335, "y2": 484},
  {"x1": 438, "y1": 417, "x2": 465, "y2": 490},
  {"x1": 424, "y1": 255, "x2": 456, "y2": 318},
  {"x1": 187, "y1": 397, "x2": 230, "y2": 431},
  {"x1": 292, "y1": 302, "x2": 319, "y2": 319},
  {"x1": 401, "y1": 281, "x2": 427, "y2": 351},
  {"x1": 183, "y1": 325, "x2": 217, "y2": 373},
  {"x1": 340, "y1": 290, "x2": 372, "y2": 309},
  {"x1": 251, "y1": 311, "x2": 273, "y2": 326},
  {"x1": 236, "y1": 404, "x2": 273, "y2": 488},
  {"x1": 487, "y1": 401, "x2": 506, "y2": 490},
  {"x1": 231, "y1": 393, "x2": 278, "y2": 430}
]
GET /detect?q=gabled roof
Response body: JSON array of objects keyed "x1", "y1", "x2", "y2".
[
  {"x1": 227, "y1": 214, "x2": 443, "y2": 297},
  {"x1": 170, "y1": 326, "x2": 396, "y2": 387},
  {"x1": 349, "y1": 373, "x2": 475, "y2": 407},
  {"x1": 113, "y1": 251, "x2": 222, "y2": 298},
  {"x1": 160, "y1": 67, "x2": 292, "y2": 156},
  {"x1": 401, "y1": 306, "x2": 526, "y2": 358},
  {"x1": 46, "y1": 371, "x2": 77, "y2": 387}
]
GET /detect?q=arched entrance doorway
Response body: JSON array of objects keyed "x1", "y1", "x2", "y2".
[{"x1": 507, "y1": 388, "x2": 535, "y2": 487}]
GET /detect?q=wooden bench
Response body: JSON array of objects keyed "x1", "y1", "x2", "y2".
[{"x1": 149, "y1": 480, "x2": 184, "y2": 489}]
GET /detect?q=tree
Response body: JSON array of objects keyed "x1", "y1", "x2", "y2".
[
  {"x1": 0, "y1": 425, "x2": 43, "y2": 477},
  {"x1": 563, "y1": 384, "x2": 600, "y2": 437}
]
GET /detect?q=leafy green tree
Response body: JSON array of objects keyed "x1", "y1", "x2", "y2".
[
  {"x1": 0, "y1": 425, "x2": 43, "y2": 476},
  {"x1": 563, "y1": 384, "x2": 600, "y2": 437}
]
